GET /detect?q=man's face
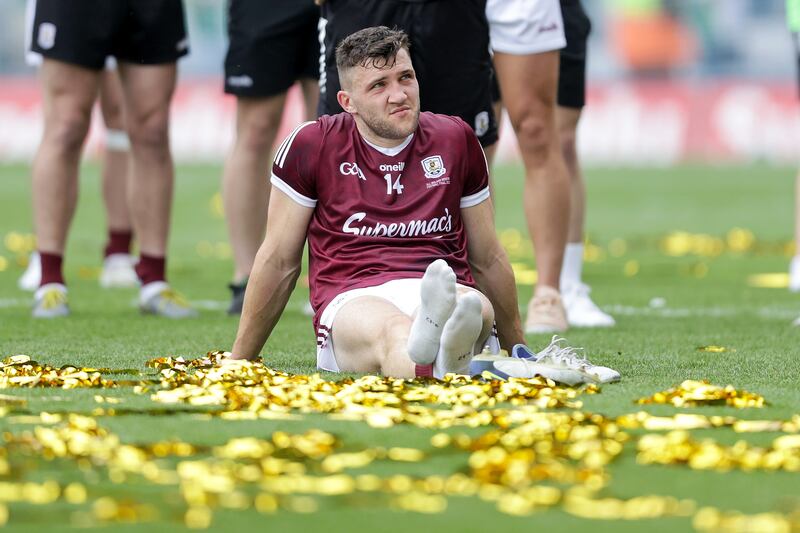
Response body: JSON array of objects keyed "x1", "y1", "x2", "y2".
[{"x1": 340, "y1": 48, "x2": 420, "y2": 142}]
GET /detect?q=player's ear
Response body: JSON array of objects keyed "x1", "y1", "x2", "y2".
[{"x1": 337, "y1": 90, "x2": 356, "y2": 114}]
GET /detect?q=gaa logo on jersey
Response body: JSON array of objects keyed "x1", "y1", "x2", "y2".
[{"x1": 421, "y1": 156, "x2": 446, "y2": 179}]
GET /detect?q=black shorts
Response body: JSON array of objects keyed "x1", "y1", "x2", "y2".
[
  {"x1": 557, "y1": 0, "x2": 591, "y2": 109},
  {"x1": 224, "y1": 0, "x2": 320, "y2": 97},
  {"x1": 29, "y1": 0, "x2": 188, "y2": 70},
  {"x1": 318, "y1": 0, "x2": 498, "y2": 147}
]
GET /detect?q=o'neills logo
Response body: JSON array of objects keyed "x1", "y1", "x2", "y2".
[{"x1": 343, "y1": 209, "x2": 453, "y2": 237}]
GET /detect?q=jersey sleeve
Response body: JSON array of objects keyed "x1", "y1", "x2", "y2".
[
  {"x1": 270, "y1": 121, "x2": 321, "y2": 208},
  {"x1": 458, "y1": 119, "x2": 491, "y2": 209}
]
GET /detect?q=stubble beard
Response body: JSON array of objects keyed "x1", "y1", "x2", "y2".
[{"x1": 361, "y1": 106, "x2": 420, "y2": 141}]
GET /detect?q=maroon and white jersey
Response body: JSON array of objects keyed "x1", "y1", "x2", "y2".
[{"x1": 271, "y1": 111, "x2": 490, "y2": 328}]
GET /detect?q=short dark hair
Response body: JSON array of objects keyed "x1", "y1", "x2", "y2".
[{"x1": 335, "y1": 26, "x2": 411, "y2": 75}]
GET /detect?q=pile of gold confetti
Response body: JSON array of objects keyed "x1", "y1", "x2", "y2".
[
  {"x1": 637, "y1": 431, "x2": 800, "y2": 472},
  {"x1": 147, "y1": 356, "x2": 592, "y2": 428},
  {"x1": 0, "y1": 355, "x2": 113, "y2": 389},
  {"x1": 635, "y1": 380, "x2": 766, "y2": 408},
  {"x1": 0, "y1": 351, "x2": 798, "y2": 530}
]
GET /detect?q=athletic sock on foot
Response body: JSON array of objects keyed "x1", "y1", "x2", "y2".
[
  {"x1": 39, "y1": 251, "x2": 64, "y2": 287},
  {"x1": 104, "y1": 230, "x2": 133, "y2": 258},
  {"x1": 560, "y1": 242, "x2": 584, "y2": 290},
  {"x1": 433, "y1": 293, "x2": 483, "y2": 379},
  {"x1": 136, "y1": 254, "x2": 166, "y2": 286},
  {"x1": 407, "y1": 259, "x2": 457, "y2": 365}
]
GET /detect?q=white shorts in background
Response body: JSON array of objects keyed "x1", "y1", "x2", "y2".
[
  {"x1": 486, "y1": 0, "x2": 566, "y2": 55},
  {"x1": 316, "y1": 278, "x2": 500, "y2": 372}
]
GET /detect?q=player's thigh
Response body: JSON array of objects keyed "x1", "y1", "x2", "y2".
[
  {"x1": 331, "y1": 296, "x2": 412, "y2": 371},
  {"x1": 39, "y1": 59, "x2": 101, "y2": 132},
  {"x1": 116, "y1": 63, "x2": 177, "y2": 135},
  {"x1": 493, "y1": 50, "x2": 559, "y2": 120},
  {"x1": 234, "y1": 95, "x2": 289, "y2": 145}
]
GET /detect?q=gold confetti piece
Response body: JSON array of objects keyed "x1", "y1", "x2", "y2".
[
  {"x1": 696, "y1": 346, "x2": 734, "y2": 353},
  {"x1": 184, "y1": 506, "x2": 212, "y2": 529},
  {"x1": 392, "y1": 492, "x2": 447, "y2": 514},
  {"x1": 747, "y1": 273, "x2": 789, "y2": 289},
  {"x1": 283, "y1": 496, "x2": 318, "y2": 514},
  {"x1": 63, "y1": 483, "x2": 87, "y2": 504},
  {"x1": 0, "y1": 394, "x2": 25, "y2": 405},
  {"x1": 254, "y1": 493, "x2": 278, "y2": 514},
  {"x1": 693, "y1": 506, "x2": 798, "y2": 533},
  {"x1": 387, "y1": 448, "x2": 425, "y2": 462},
  {"x1": 636, "y1": 380, "x2": 766, "y2": 408}
]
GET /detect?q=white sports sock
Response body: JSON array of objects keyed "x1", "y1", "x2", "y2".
[
  {"x1": 407, "y1": 260, "x2": 457, "y2": 365},
  {"x1": 560, "y1": 242, "x2": 584, "y2": 291},
  {"x1": 433, "y1": 292, "x2": 483, "y2": 378}
]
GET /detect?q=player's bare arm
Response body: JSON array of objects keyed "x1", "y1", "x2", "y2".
[
  {"x1": 230, "y1": 187, "x2": 313, "y2": 360},
  {"x1": 462, "y1": 198, "x2": 525, "y2": 350}
]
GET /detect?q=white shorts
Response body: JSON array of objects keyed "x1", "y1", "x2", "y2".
[
  {"x1": 316, "y1": 278, "x2": 500, "y2": 372},
  {"x1": 486, "y1": 0, "x2": 566, "y2": 55}
]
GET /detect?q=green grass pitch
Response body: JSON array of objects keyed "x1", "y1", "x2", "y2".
[{"x1": 0, "y1": 162, "x2": 799, "y2": 531}]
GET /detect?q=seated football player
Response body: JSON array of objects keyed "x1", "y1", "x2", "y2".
[{"x1": 229, "y1": 26, "x2": 619, "y2": 384}]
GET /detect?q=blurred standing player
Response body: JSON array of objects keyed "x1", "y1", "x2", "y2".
[
  {"x1": 20, "y1": 25, "x2": 138, "y2": 291},
  {"x1": 553, "y1": 0, "x2": 614, "y2": 327},
  {"x1": 222, "y1": 0, "x2": 321, "y2": 315},
  {"x1": 489, "y1": 1, "x2": 612, "y2": 328},
  {"x1": 486, "y1": 0, "x2": 574, "y2": 333},
  {"x1": 787, "y1": 0, "x2": 800, "y2": 298},
  {"x1": 27, "y1": 0, "x2": 195, "y2": 318}
]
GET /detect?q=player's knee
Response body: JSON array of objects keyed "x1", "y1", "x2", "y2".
[
  {"x1": 127, "y1": 112, "x2": 169, "y2": 153},
  {"x1": 46, "y1": 113, "x2": 91, "y2": 154},
  {"x1": 511, "y1": 112, "x2": 552, "y2": 161}
]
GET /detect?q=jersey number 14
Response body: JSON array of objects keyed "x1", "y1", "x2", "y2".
[{"x1": 383, "y1": 173, "x2": 404, "y2": 195}]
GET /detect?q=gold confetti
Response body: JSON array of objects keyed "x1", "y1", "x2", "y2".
[
  {"x1": 696, "y1": 346, "x2": 734, "y2": 353},
  {"x1": 636, "y1": 380, "x2": 766, "y2": 408}
]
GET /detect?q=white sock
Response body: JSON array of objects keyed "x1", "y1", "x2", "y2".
[
  {"x1": 407, "y1": 260, "x2": 457, "y2": 365},
  {"x1": 560, "y1": 242, "x2": 584, "y2": 291},
  {"x1": 433, "y1": 292, "x2": 483, "y2": 378}
]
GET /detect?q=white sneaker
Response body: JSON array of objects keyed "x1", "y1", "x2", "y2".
[
  {"x1": 139, "y1": 281, "x2": 198, "y2": 319},
  {"x1": 99, "y1": 253, "x2": 139, "y2": 288},
  {"x1": 32, "y1": 283, "x2": 69, "y2": 318},
  {"x1": 469, "y1": 352, "x2": 587, "y2": 386},
  {"x1": 516, "y1": 336, "x2": 620, "y2": 384},
  {"x1": 789, "y1": 256, "x2": 800, "y2": 292},
  {"x1": 18, "y1": 252, "x2": 41, "y2": 291},
  {"x1": 561, "y1": 283, "x2": 615, "y2": 328}
]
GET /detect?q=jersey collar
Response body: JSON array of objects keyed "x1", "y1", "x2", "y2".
[{"x1": 361, "y1": 133, "x2": 414, "y2": 157}]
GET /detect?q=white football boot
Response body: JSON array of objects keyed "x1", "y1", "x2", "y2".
[{"x1": 561, "y1": 282, "x2": 616, "y2": 328}]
